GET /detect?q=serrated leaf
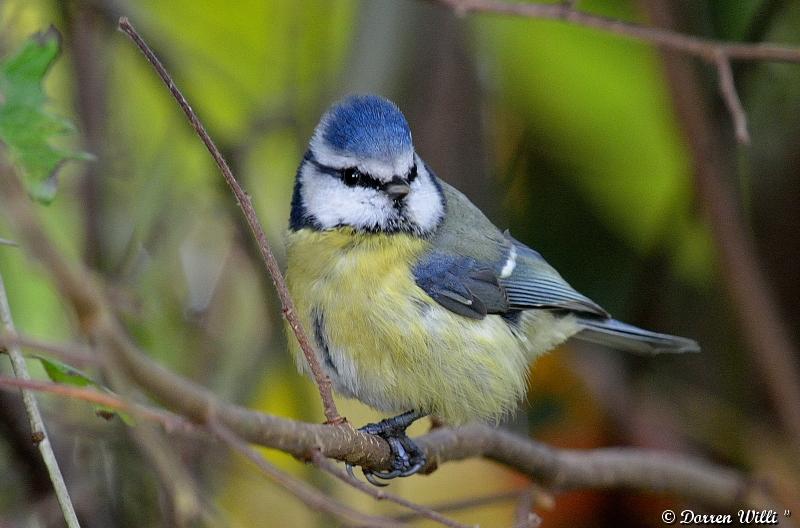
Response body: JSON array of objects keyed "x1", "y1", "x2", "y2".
[
  {"x1": 0, "y1": 26, "x2": 92, "y2": 203},
  {"x1": 36, "y1": 356, "x2": 135, "y2": 425}
]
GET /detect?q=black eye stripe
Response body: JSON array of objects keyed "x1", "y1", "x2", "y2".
[
  {"x1": 341, "y1": 167, "x2": 383, "y2": 190},
  {"x1": 305, "y1": 153, "x2": 414, "y2": 192}
]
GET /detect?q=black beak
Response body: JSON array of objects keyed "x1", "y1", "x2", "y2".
[{"x1": 384, "y1": 176, "x2": 410, "y2": 201}]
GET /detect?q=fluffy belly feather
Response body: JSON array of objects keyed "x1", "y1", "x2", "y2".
[{"x1": 285, "y1": 228, "x2": 578, "y2": 424}]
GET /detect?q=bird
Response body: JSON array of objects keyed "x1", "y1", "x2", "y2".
[{"x1": 285, "y1": 94, "x2": 699, "y2": 485}]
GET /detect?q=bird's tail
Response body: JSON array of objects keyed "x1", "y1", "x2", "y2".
[{"x1": 575, "y1": 318, "x2": 700, "y2": 355}]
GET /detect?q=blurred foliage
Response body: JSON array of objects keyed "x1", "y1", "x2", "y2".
[
  {"x1": 1, "y1": 0, "x2": 799, "y2": 527},
  {"x1": 0, "y1": 26, "x2": 90, "y2": 202}
]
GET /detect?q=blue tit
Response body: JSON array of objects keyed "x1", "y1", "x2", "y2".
[{"x1": 286, "y1": 94, "x2": 699, "y2": 484}]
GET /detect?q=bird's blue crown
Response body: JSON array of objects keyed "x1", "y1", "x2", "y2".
[{"x1": 318, "y1": 95, "x2": 413, "y2": 162}]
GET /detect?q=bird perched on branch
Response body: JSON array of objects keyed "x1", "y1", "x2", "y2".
[{"x1": 286, "y1": 94, "x2": 699, "y2": 485}]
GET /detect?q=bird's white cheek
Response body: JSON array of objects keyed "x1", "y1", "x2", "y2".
[
  {"x1": 301, "y1": 174, "x2": 393, "y2": 230},
  {"x1": 405, "y1": 175, "x2": 444, "y2": 233}
]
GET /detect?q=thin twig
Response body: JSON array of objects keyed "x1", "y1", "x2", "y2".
[
  {"x1": 714, "y1": 51, "x2": 749, "y2": 144},
  {"x1": 433, "y1": 0, "x2": 800, "y2": 62},
  {"x1": 0, "y1": 274, "x2": 80, "y2": 528},
  {"x1": 432, "y1": 0, "x2": 800, "y2": 143},
  {"x1": 0, "y1": 374, "x2": 393, "y2": 526},
  {"x1": 116, "y1": 17, "x2": 341, "y2": 424},
  {"x1": 0, "y1": 375, "x2": 200, "y2": 435},
  {"x1": 513, "y1": 488, "x2": 540, "y2": 528},
  {"x1": 311, "y1": 450, "x2": 474, "y2": 528},
  {"x1": 0, "y1": 237, "x2": 18, "y2": 247},
  {"x1": 208, "y1": 421, "x2": 404, "y2": 528},
  {"x1": 393, "y1": 490, "x2": 523, "y2": 522},
  {"x1": 0, "y1": 334, "x2": 98, "y2": 367}
]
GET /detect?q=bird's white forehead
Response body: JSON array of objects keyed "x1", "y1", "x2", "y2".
[{"x1": 310, "y1": 132, "x2": 415, "y2": 182}]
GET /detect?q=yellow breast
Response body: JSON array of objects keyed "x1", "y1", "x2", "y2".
[{"x1": 285, "y1": 228, "x2": 531, "y2": 424}]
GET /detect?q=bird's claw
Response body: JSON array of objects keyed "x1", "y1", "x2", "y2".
[{"x1": 345, "y1": 412, "x2": 426, "y2": 486}]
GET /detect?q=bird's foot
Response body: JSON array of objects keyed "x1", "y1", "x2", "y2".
[{"x1": 346, "y1": 410, "x2": 426, "y2": 486}]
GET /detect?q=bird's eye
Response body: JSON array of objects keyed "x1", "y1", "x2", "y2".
[
  {"x1": 408, "y1": 163, "x2": 418, "y2": 182},
  {"x1": 342, "y1": 168, "x2": 361, "y2": 187}
]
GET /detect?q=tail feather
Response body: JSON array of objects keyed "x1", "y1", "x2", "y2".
[{"x1": 575, "y1": 318, "x2": 700, "y2": 355}]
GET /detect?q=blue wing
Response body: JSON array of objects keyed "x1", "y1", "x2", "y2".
[
  {"x1": 411, "y1": 238, "x2": 608, "y2": 321},
  {"x1": 412, "y1": 253, "x2": 508, "y2": 320}
]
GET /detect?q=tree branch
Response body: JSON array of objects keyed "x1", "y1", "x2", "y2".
[
  {"x1": 513, "y1": 487, "x2": 541, "y2": 528},
  {"x1": 116, "y1": 17, "x2": 341, "y2": 425},
  {"x1": 0, "y1": 375, "x2": 200, "y2": 435},
  {"x1": 209, "y1": 421, "x2": 405, "y2": 528},
  {"x1": 431, "y1": 0, "x2": 800, "y2": 63},
  {"x1": 431, "y1": 0, "x2": 800, "y2": 144},
  {"x1": 0, "y1": 273, "x2": 80, "y2": 528},
  {"x1": 714, "y1": 51, "x2": 750, "y2": 144},
  {"x1": 392, "y1": 489, "x2": 532, "y2": 522},
  {"x1": 0, "y1": 334, "x2": 98, "y2": 368},
  {"x1": 310, "y1": 450, "x2": 473, "y2": 528},
  {"x1": 0, "y1": 375, "x2": 399, "y2": 527},
  {"x1": 419, "y1": 424, "x2": 770, "y2": 509}
]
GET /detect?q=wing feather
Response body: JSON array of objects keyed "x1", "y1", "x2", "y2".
[{"x1": 500, "y1": 240, "x2": 609, "y2": 318}]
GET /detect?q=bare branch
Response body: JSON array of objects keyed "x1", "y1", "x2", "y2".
[
  {"x1": 0, "y1": 375, "x2": 200, "y2": 436},
  {"x1": 0, "y1": 334, "x2": 98, "y2": 368},
  {"x1": 418, "y1": 424, "x2": 769, "y2": 509},
  {"x1": 0, "y1": 374, "x2": 396, "y2": 527},
  {"x1": 0, "y1": 273, "x2": 80, "y2": 528},
  {"x1": 431, "y1": 0, "x2": 800, "y2": 143},
  {"x1": 432, "y1": 0, "x2": 800, "y2": 63},
  {"x1": 714, "y1": 52, "x2": 749, "y2": 144},
  {"x1": 513, "y1": 488, "x2": 541, "y2": 528},
  {"x1": 208, "y1": 421, "x2": 405, "y2": 528},
  {"x1": 116, "y1": 17, "x2": 341, "y2": 425},
  {"x1": 0, "y1": 237, "x2": 18, "y2": 247},
  {"x1": 392, "y1": 489, "x2": 526, "y2": 522},
  {"x1": 310, "y1": 450, "x2": 474, "y2": 528}
]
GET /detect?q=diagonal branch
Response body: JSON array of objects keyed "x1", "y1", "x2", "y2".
[
  {"x1": 0, "y1": 376, "x2": 400, "y2": 527},
  {"x1": 116, "y1": 17, "x2": 341, "y2": 425},
  {"x1": 209, "y1": 421, "x2": 405, "y2": 528},
  {"x1": 431, "y1": 0, "x2": 800, "y2": 63},
  {"x1": 0, "y1": 334, "x2": 98, "y2": 368},
  {"x1": 431, "y1": 0, "x2": 800, "y2": 143},
  {"x1": 714, "y1": 51, "x2": 750, "y2": 144},
  {"x1": 0, "y1": 273, "x2": 80, "y2": 528},
  {"x1": 0, "y1": 375, "x2": 200, "y2": 435},
  {"x1": 311, "y1": 450, "x2": 472, "y2": 528}
]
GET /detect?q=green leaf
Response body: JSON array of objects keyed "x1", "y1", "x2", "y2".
[
  {"x1": 36, "y1": 356, "x2": 135, "y2": 425},
  {"x1": 0, "y1": 26, "x2": 92, "y2": 203},
  {"x1": 38, "y1": 355, "x2": 94, "y2": 387}
]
